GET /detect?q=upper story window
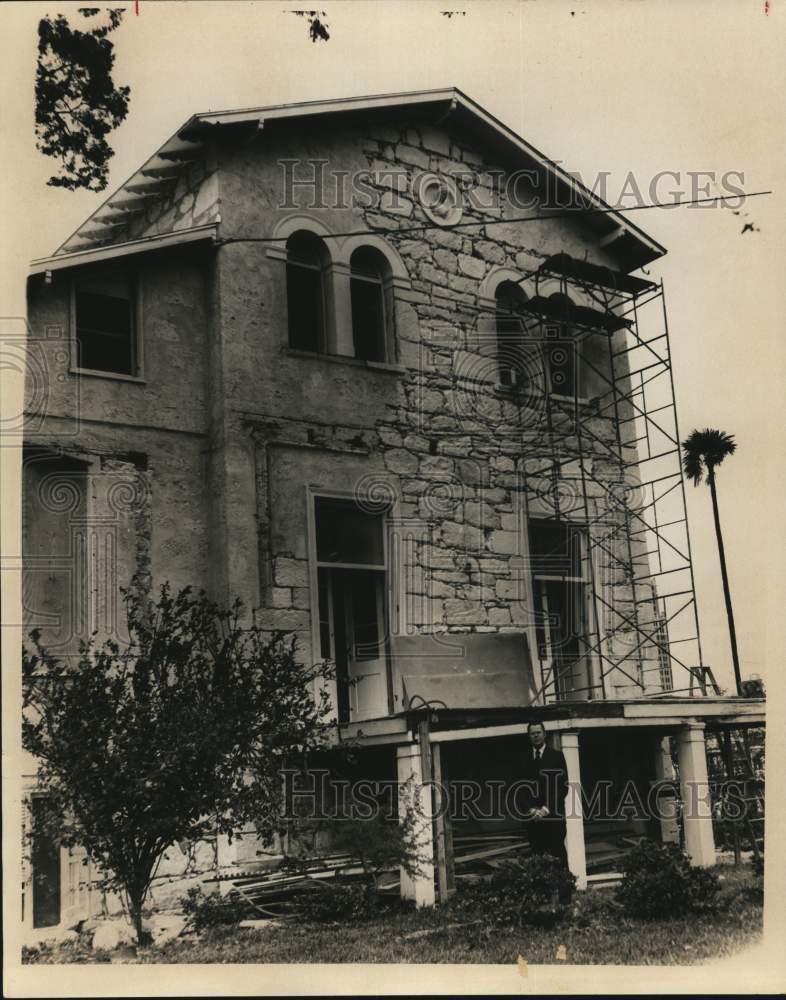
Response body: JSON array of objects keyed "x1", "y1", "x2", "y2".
[
  {"x1": 73, "y1": 270, "x2": 137, "y2": 376},
  {"x1": 350, "y1": 247, "x2": 389, "y2": 363},
  {"x1": 494, "y1": 283, "x2": 594, "y2": 400},
  {"x1": 495, "y1": 280, "x2": 527, "y2": 389},
  {"x1": 286, "y1": 230, "x2": 329, "y2": 353}
]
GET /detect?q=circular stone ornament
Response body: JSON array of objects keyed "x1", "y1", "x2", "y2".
[{"x1": 414, "y1": 171, "x2": 463, "y2": 226}]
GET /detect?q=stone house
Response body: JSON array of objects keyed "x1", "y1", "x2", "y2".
[{"x1": 22, "y1": 88, "x2": 764, "y2": 930}]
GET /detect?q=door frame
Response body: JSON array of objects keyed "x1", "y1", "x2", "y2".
[{"x1": 306, "y1": 486, "x2": 395, "y2": 723}]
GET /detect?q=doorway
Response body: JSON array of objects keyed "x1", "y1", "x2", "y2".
[{"x1": 315, "y1": 496, "x2": 390, "y2": 722}]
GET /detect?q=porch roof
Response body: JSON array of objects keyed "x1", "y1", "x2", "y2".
[{"x1": 340, "y1": 696, "x2": 765, "y2": 745}]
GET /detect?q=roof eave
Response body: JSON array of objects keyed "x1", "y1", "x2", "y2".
[{"x1": 30, "y1": 223, "x2": 219, "y2": 276}]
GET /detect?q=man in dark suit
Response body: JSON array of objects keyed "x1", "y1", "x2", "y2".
[{"x1": 522, "y1": 720, "x2": 569, "y2": 873}]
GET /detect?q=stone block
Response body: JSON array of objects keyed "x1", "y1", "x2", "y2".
[
  {"x1": 271, "y1": 587, "x2": 292, "y2": 608},
  {"x1": 473, "y1": 240, "x2": 506, "y2": 264},
  {"x1": 417, "y1": 388, "x2": 446, "y2": 413},
  {"x1": 397, "y1": 144, "x2": 431, "y2": 170},
  {"x1": 440, "y1": 520, "x2": 483, "y2": 551},
  {"x1": 403, "y1": 433, "x2": 431, "y2": 453},
  {"x1": 419, "y1": 455, "x2": 454, "y2": 476},
  {"x1": 488, "y1": 530, "x2": 521, "y2": 555},
  {"x1": 434, "y1": 249, "x2": 458, "y2": 273},
  {"x1": 488, "y1": 606, "x2": 512, "y2": 626},
  {"x1": 265, "y1": 608, "x2": 310, "y2": 631},
  {"x1": 420, "y1": 262, "x2": 450, "y2": 288},
  {"x1": 417, "y1": 543, "x2": 456, "y2": 570},
  {"x1": 458, "y1": 459, "x2": 490, "y2": 486},
  {"x1": 420, "y1": 126, "x2": 451, "y2": 157},
  {"x1": 500, "y1": 512, "x2": 520, "y2": 532},
  {"x1": 384, "y1": 448, "x2": 420, "y2": 475},
  {"x1": 457, "y1": 254, "x2": 486, "y2": 279},
  {"x1": 275, "y1": 557, "x2": 308, "y2": 588},
  {"x1": 443, "y1": 599, "x2": 485, "y2": 625},
  {"x1": 292, "y1": 587, "x2": 311, "y2": 610},
  {"x1": 464, "y1": 500, "x2": 500, "y2": 529},
  {"x1": 380, "y1": 191, "x2": 414, "y2": 216},
  {"x1": 378, "y1": 426, "x2": 403, "y2": 447},
  {"x1": 495, "y1": 578, "x2": 522, "y2": 600}
]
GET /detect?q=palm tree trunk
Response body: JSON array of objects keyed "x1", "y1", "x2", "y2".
[{"x1": 707, "y1": 469, "x2": 742, "y2": 695}]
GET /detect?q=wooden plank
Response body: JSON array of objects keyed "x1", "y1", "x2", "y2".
[
  {"x1": 453, "y1": 842, "x2": 528, "y2": 865},
  {"x1": 431, "y1": 742, "x2": 449, "y2": 903}
]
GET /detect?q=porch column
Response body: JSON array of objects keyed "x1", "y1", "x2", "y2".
[
  {"x1": 396, "y1": 743, "x2": 436, "y2": 907},
  {"x1": 560, "y1": 730, "x2": 587, "y2": 890},
  {"x1": 653, "y1": 735, "x2": 680, "y2": 844},
  {"x1": 676, "y1": 722, "x2": 716, "y2": 867}
]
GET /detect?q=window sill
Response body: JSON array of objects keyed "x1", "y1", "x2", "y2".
[
  {"x1": 70, "y1": 367, "x2": 146, "y2": 384},
  {"x1": 286, "y1": 349, "x2": 406, "y2": 374},
  {"x1": 493, "y1": 383, "x2": 595, "y2": 408}
]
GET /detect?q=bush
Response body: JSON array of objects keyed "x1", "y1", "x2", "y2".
[
  {"x1": 751, "y1": 853, "x2": 764, "y2": 879},
  {"x1": 457, "y1": 853, "x2": 576, "y2": 928},
  {"x1": 297, "y1": 881, "x2": 381, "y2": 923},
  {"x1": 616, "y1": 841, "x2": 720, "y2": 919},
  {"x1": 180, "y1": 886, "x2": 257, "y2": 930}
]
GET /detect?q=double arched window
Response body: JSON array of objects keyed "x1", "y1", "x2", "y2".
[
  {"x1": 285, "y1": 231, "x2": 396, "y2": 364},
  {"x1": 349, "y1": 247, "x2": 389, "y2": 363},
  {"x1": 286, "y1": 231, "x2": 330, "y2": 353},
  {"x1": 493, "y1": 281, "x2": 583, "y2": 399}
]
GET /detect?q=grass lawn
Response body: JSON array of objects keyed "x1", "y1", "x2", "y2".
[{"x1": 24, "y1": 864, "x2": 762, "y2": 966}]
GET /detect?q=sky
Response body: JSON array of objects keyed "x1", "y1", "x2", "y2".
[{"x1": 3, "y1": 0, "x2": 785, "y2": 696}]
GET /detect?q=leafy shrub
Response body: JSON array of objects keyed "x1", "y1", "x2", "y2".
[
  {"x1": 456, "y1": 853, "x2": 576, "y2": 928},
  {"x1": 751, "y1": 853, "x2": 764, "y2": 879},
  {"x1": 22, "y1": 937, "x2": 111, "y2": 964},
  {"x1": 569, "y1": 886, "x2": 619, "y2": 928},
  {"x1": 616, "y1": 840, "x2": 720, "y2": 919},
  {"x1": 297, "y1": 881, "x2": 380, "y2": 923},
  {"x1": 180, "y1": 886, "x2": 257, "y2": 930}
]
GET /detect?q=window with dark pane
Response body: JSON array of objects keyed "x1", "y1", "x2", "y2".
[
  {"x1": 495, "y1": 280, "x2": 529, "y2": 388},
  {"x1": 350, "y1": 247, "x2": 388, "y2": 362},
  {"x1": 286, "y1": 230, "x2": 327, "y2": 352},
  {"x1": 529, "y1": 519, "x2": 583, "y2": 579},
  {"x1": 544, "y1": 298, "x2": 577, "y2": 397},
  {"x1": 315, "y1": 496, "x2": 384, "y2": 566},
  {"x1": 74, "y1": 271, "x2": 135, "y2": 375}
]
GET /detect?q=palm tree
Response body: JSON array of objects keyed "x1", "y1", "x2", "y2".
[{"x1": 681, "y1": 428, "x2": 741, "y2": 695}]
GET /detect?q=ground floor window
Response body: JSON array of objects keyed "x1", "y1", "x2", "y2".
[
  {"x1": 314, "y1": 495, "x2": 389, "y2": 722},
  {"x1": 529, "y1": 518, "x2": 592, "y2": 700}
]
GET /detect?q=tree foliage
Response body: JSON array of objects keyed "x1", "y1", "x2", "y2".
[
  {"x1": 22, "y1": 583, "x2": 334, "y2": 941},
  {"x1": 289, "y1": 10, "x2": 330, "y2": 42},
  {"x1": 681, "y1": 426, "x2": 741, "y2": 693},
  {"x1": 35, "y1": 8, "x2": 130, "y2": 191},
  {"x1": 681, "y1": 428, "x2": 737, "y2": 486}
]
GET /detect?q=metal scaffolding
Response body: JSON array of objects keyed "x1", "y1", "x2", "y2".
[{"x1": 506, "y1": 253, "x2": 706, "y2": 704}]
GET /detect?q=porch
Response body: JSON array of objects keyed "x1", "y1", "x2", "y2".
[{"x1": 340, "y1": 695, "x2": 765, "y2": 904}]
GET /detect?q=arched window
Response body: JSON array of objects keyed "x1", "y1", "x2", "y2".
[
  {"x1": 544, "y1": 294, "x2": 577, "y2": 398},
  {"x1": 286, "y1": 230, "x2": 329, "y2": 352},
  {"x1": 495, "y1": 280, "x2": 527, "y2": 388},
  {"x1": 350, "y1": 247, "x2": 389, "y2": 363}
]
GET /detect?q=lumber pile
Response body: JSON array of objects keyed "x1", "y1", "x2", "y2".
[{"x1": 204, "y1": 853, "x2": 401, "y2": 918}]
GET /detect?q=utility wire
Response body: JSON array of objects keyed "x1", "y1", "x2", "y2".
[{"x1": 215, "y1": 190, "x2": 772, "y2": 246}]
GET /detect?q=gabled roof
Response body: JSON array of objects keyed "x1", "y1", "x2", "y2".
[{"x1": 41, "y1": 88, "x2": 665, "y2": 270}]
